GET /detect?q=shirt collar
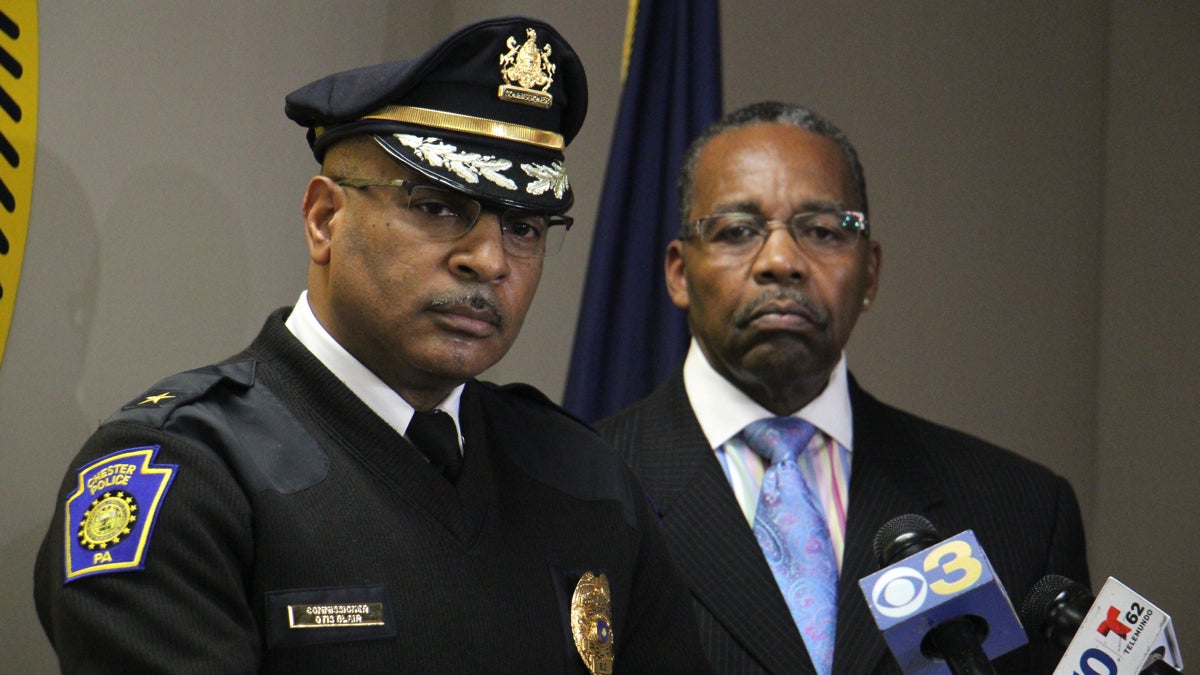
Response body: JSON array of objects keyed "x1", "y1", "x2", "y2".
[
  {"x1": 284, "y1": 291, "x2": 463, "y2": 439},
  {"x1": 681, "y1": 338, "x2": 854, "y2": 451}
]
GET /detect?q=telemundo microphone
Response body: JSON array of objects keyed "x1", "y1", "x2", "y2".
[
  {"x1": 1020, "y1": 574, "x2": 1183, "y2": 674},
  {"x1": 858, "y1": 514, "x2": 1027, "y2": 675}
]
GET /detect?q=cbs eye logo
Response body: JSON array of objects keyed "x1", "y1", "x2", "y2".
[
  {"x1": 872, "y1": 567, "x2": 929, "y2": 617},
  {"x1": 870, "y1": 539, "x2": 985, "y2": 619}
]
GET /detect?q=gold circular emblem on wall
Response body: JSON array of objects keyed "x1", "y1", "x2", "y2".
[{"x1": 78, "y1": 492, "x2": 138, "y2": 550}]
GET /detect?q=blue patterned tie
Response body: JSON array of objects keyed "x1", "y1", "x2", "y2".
[{"x1": 745, "y1": 417, "x2": 837, "y2": 675}]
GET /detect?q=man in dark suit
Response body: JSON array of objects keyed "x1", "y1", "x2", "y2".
[{"x1": 597, "y1": 101, "x2": 1089, "y2": 674}]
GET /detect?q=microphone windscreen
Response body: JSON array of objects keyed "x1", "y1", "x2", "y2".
[
  {"x1": 873, "y1": 513, "x2": 941, "y2": 567},
  {"x1": 1019, "y1": 574, "x2": 1093, "y2": 649}
]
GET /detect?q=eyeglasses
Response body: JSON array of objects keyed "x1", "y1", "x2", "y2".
[
  {"x1": 682, "y1": 209, "x2": 869, "y2": 261},
  {"x1": 335, "y1": 177, "x2": 573, "y2": 258}
]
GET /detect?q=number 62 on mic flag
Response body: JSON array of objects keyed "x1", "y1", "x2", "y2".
[{"x1": 1052, "y1": 576, "x2": 1182, "y2": 675}]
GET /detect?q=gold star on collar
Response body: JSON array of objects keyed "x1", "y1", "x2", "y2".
[{"x1": 138, "y1": 392, "x2": 176, "y2": 406}]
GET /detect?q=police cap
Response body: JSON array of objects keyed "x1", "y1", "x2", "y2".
[{"x1": 285, "y1": 16, "x2": 587, "y2": 213}]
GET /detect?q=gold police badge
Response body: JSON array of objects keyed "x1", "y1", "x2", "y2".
[
  {"x1": 498, "y1": 27, "x2": 555, "y2": 109},
  {"x1": 571, "y1": 571, "x2": 614, "y2": 675}
]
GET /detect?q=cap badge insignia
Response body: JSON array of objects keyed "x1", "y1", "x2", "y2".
[
  {"x1": 498, "y1": 28, "x2": 556, "y2": 109},
  {"x1": 571, "y1": 571, "x2": 615, "y2": 675}
]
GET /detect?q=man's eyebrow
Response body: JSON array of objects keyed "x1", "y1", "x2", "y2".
[
  {"x1": 798, "y1": 199, "x2": 850, "y2": 212},
  {"x1": 707, "y1": 200, "x2": 763, "y2": 215},
  {"x1": 706, "y1": 198, "x2": 849, "y2": 215}
]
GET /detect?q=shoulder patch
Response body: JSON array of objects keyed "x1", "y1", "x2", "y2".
[{"x1": 63, "y1": 445, "x2": 177, "y2": 582}]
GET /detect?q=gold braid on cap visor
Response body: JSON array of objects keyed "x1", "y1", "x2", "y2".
[{"x1": 314, "y1": 105, "x2": 565, "y2": 150}]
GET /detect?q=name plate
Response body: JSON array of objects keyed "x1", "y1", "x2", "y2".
[{"x1": 287, "y1": 602, "x2": 386, "y2": 629}]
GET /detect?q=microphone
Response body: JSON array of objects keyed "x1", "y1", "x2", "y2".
[
  {"x1": 858, "y1": 514, "x2": 1028, "y2": 675},
  {"x1": 1020, "y1": 574, "x2": 1183, "y2": 674},
  {"x1": 1140, "y1": 661, "x2": 1183, "y2": 675}
]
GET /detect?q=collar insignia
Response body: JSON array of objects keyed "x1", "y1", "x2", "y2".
[
  {"x1": 498, "y1": 28, "x2": 555, "y2": 109},
  {"x1": 571, "y1": 571, "x2": 615, "y2": 674}
]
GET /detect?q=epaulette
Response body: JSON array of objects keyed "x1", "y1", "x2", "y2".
[
  {"x1": 61, "y1": 361, "x2": 256, "y2": 583},
  {"x1": 63, "y1": 358, "x2": 328, "y2": 584},
  {"x1": 478, "y1": 381, "x2": 636, "y2": 527},
  {"x1": 104, "y1": 359, "x2": 257, "y2": 429},
  {"x1": 104, "y1": 357, "x2": 328, "y2": 495},
  {"x1": 489, "y1": 380, "x2": 597, "y2": 433}
]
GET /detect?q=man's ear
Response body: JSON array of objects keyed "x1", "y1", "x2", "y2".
[
  {"x1": 302, "y1": 176, "x2": 342, "y2": 266},
  {"x1": 664, "y1": 240, "x2": 690, "y2": 311}
]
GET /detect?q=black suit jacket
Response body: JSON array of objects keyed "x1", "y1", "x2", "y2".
[{"x1": 597, "y1": 369, "x2": 1089, "y2": 674}]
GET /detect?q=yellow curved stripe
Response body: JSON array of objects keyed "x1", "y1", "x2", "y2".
[
  {"x1": 620, "y1": 0, "x2": 637, "y2": 84},
  {"x1": 0, "y1": 2, "x2": 37, "y2": 370}
]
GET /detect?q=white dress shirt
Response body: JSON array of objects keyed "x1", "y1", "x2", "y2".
[
  {"x1": 681, "y1": 339, "x2": 854, "y2": 567},
  {"x1": 284, "y1": 291, "x2": 463, "y2": 452}
]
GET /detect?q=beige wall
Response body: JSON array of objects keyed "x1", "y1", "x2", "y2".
[
  {"x1": 1094, "y1": 0, "x2": 1200, "y2": 657},
  {"x1": 2, "y1": 2, "x2": 1195, "y2": 670}
]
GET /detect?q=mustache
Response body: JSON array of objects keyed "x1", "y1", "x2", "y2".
[
  {"x1": 428, "y1": 290, "x2": 504, "y2": 328},
  {"x1": 733, "y1": 289, "x2": 828, "y2": 329}
]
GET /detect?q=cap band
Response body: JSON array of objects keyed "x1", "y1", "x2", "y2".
[{"x1": 356, "y1": 105, "x2": 565, "y2": 150}]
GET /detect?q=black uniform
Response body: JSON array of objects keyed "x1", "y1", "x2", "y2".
[{"x1": 35, "y1": 308, "x2": 707, "y2": 673}]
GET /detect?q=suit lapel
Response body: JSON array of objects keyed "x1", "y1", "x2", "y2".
[
  {"x1": 611, "y1": 372, "x2": 950, "y2": 674},
  {"x1": 627, "y1": 374, "x2": 815, "y2": 674},
  {"x1": 832, "y1": 379, "x2": 946, "y2": 674}
]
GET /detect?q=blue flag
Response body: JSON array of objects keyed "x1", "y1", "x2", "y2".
[{"x1": 563, "y1": 0, "x2": 722, "y2": 422}]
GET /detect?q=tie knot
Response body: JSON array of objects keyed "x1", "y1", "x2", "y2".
[
  {"x1": 743, "y1": 417, "x2": 817, "y2": 465},
  {"x1": 407, "y1": 409, "x2": 462, "y2": 481}
]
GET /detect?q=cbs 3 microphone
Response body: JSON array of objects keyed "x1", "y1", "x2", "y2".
[
  {"x1": 858, "y1": 514, "x2": 1027, "y2": 675},
  {"x1": 1021, "y1": 574, "x2": 1183, "y2": 674}
]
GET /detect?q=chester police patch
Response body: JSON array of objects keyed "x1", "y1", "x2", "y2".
[{"x1": 63, "y1": 446, "x2": 176, "y2": 582}]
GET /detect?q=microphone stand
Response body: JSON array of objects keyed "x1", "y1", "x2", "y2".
[{"x1": 925, "y1": 617, "x2": 997, "y2": 675}]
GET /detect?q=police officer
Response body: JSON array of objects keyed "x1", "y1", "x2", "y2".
[{"x1": 34, "y1": 16, "x2": 708, "y2": 674}]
